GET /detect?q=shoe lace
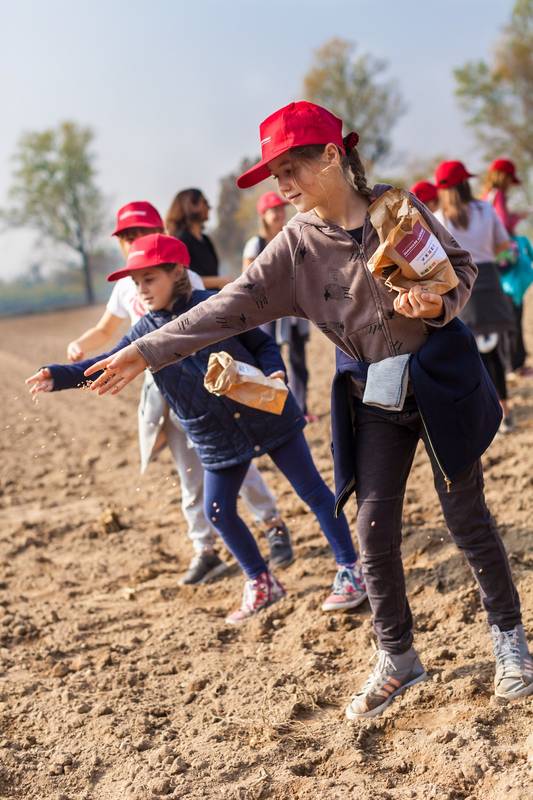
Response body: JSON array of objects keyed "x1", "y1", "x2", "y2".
[
  {"x1": 266, "y1": 524, "x2": 287, "y2": 542},
  {"x1": 492, "y1": 626, "x2": 522, "y2": 677},
  {"x1": 357, "y1": 650, "x2": 395, "y2": 696},
  {"x1": 242, "y1": 573, "x2": 270, "y2": 611},
  {"x1": 333, "y1": 566, "x2": 360, "y2": 594}
]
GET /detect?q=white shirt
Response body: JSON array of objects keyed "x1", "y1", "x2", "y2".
[
  {"x1": 106, "y1": 269, "x2": 205, "y2": 326},
  {"x1": 434, "y1": 201, "x2": 509, "y2": 264},
  {"x1": 243, "y1": 235, "x2": 264, "y2": 262}
]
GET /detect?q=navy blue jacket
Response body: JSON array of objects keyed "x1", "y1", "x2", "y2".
[
  {"x1": 48, "y1": 290, "x2": 305, "y2": 469},
  {"x1": 331, "y1": 319, "x2": 502, "y2": 515}
]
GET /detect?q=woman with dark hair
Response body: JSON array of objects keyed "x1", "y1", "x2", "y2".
[
  {"x1": 166, "y1": 188, "x2": 230, "y2": 291},
  {"x1": 434, "y1": 161, "x2": 515, "y2": 431}
]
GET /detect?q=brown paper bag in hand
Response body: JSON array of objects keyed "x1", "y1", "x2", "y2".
[
  {"x1": 204, "y1": 352, "x2": 288, "y2": 415},
  {"x1": 367, "y1": 188, "x2": 459, "y2": 295}
]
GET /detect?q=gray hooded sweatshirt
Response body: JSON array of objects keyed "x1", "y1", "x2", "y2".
[{"x1": 135, "y1": 186, "x2": 477, "y2": 379}]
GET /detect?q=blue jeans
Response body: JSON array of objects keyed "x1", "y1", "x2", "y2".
[{"x1": 203, "y1": 430, "x2": 356, "y2": 578}]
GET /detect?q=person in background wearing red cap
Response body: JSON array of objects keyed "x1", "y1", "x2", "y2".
[
  {"x1": 66, "y1": 202, "x2": 291, "y2": 584},
  {"x1": 482, "y1": 159, "x2": 525, "y2": 237},
  {"x1": 84, "y1": 102, "x2": 533, "y2": 715},
  {"x1": 243, "y1": 191, "x2": 315, "y2": 420},
  {"x1": 26, "y1": 233, "x2": 366, "y2": 625},
  {"x1": 166, "y1": 188, "x2": 230, "y2": 291},
  {"x1": 410, "y1": 181, "x2": 439, "y2": 213},
  {"x1": 483, "y1": 159, "x2": 533, "y2": 377},
  {"x1": 434, "y1": 161, "x2": 516, "y2": 432}
]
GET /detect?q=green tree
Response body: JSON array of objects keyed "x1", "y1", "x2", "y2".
[
  {"x1": 302, "y1": 37, "x2": 405, "y2": 168},
  {"x1": 454, "y1": 0, "x2": 533, "y2": 193},
  {"x1": 3, "y1": 121, "x2": 106, "y2": 304}
]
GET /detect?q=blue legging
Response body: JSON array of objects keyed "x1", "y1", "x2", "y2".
[{"x1": 203, "y1": 430, "x2": 357, "y2": 579}]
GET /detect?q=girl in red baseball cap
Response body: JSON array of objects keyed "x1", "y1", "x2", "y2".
[
  {"x1": 483, "y1": 158, "x2": 524, "y2": 237},
  {"x1": 434, "y1": 161, "x2": 516, "y2": 430},
  {"x1": 409, "y1": 181, "x2": 439, "y2": 213},
  {"x1": 65, "y1": 201, "x2": 290, "y2": 585},
  {"x1": 243, "y1": 191, "x2": 315, "y2": 421},
  {"x1": 27, "y1": 232, "x2": 365, "y2": 624},
  {"x1": 84, "y1": 101, "x2": 532, "y2": 716},
  {"x1": 482, "y1": 159, "x2": 533, "y2": 377}
]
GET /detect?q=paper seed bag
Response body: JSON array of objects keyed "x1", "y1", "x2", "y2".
[
  {"x1": 367, "y1": 189, "x2": 458, "y2": 295},
  {"x1": 204, "y1": 352, "x2": 288, "y2": 415}
]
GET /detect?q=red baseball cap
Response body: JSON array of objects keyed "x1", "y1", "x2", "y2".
[
  {"x1": 410, "y1": 181, "x2": 438, "y2": 204},
  {"x1": 111, "y1": 201, "x2": 164, "y2": 236},
  {"x1": 256, "y1": 191, "x2": 288, "y2": 216},
  {"x1": 435, "y1": 161, "x2": 475, "y2": 189},
  {"x1": 237, "y1": 101, "x2": 359, "y2": 189},
  {"x1": 489, "y1": 158, "x2": 520, "y2": 184},
  {"x1": 107, "y1": 234, "x2": 190, "y2": 282}
]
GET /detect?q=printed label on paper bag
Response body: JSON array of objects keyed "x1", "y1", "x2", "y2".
[{"x1": 395, "y1": 222, "x2": 448, "y2": 277}]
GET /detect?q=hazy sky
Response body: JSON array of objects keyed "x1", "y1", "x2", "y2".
[{"x1": 1, "y1": 0, "x2": 512, "y2": 278}]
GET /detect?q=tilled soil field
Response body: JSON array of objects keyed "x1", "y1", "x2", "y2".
[{"x1": 0, "y1": 305, "x2": 532, "y2": 800}]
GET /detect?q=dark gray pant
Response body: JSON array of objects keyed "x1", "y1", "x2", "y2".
[
  {"x1": 352, "y1": 401, "x2": 521, "y2": 654},
  {"x1": 261, "y1": 322, "x2": 309, "y2": 414}
]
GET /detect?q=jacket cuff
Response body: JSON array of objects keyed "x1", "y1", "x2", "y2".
[{"x1": 135, "y1": 339, "x2": 162, "y2": 373}]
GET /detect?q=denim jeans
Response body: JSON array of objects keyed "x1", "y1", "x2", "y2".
[
  {"x1": 352, "y1": 399, "x2": 521, "y2": 654},
  {"x1": 204, "y1": 430, "x2": 356, "y2": 578}
]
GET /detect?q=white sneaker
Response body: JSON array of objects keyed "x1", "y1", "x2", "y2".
[{"x1": 491, "y1": 624, "x2": 533, "y2": 699}]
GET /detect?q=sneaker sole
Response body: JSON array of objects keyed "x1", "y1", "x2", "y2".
[
  {"x1": 495, "y1": 680, "x2": 533, "y2": 700},
  {"x1": 345, "y1": 671, "x2": 428, "y2": 720},
  {"x1": 322, "y1": 592, "x2": 368, "y2": 612},
  {"x1": 180, "y1": 561, "x2": 230, "y2": 586}
]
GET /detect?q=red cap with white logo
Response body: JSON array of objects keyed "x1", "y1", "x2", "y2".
[
  {"x1": 237, "y1": 101, "x2": 359, "y2": 189},
  {"x1": 107, "y1": 233, "x2": 190, "y2": 282},
  {"x1": 111, "y1": 201, "x2": 164, "y2": 236}
]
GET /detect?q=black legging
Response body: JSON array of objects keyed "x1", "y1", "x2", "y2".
[{"x1": 481, "y1": 348, "x2": 507, "y2": 401}]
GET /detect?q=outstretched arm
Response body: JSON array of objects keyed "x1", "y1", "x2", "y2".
[
  {"x1": 26, "y1": 333, "x2": 136, "y2": 396},
  {"x1": 67, "y1": 310, "x2": 124, "y2": 362},
  {"x1": 85, "y1": 232, "x2": 296, "y2": 395}
]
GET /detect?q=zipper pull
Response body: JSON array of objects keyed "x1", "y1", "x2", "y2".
[{"x1": 445, "y1": 477, "x2": 451, "y2": 493}]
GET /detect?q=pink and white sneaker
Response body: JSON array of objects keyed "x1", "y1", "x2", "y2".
[
  {"x1": 225, "y1": 570, "x2": 286, "y2": 625},
  {"x1": 322, "y1": 563, "x2": 367, "y2": 611}
]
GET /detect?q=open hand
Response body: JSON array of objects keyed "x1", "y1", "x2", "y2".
[
  {"x1": 394, "y1": 285, "x2": 444, "y2": 319},
  {"x1": 67, "y1": 340, "x2": 84, "y2": 362},
  {"x1": 26, "y1": 368, "x2": 54, "y2": 396},
  {"x1": 84, "y1": 343, "x2": 148, "y2": 395}
]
